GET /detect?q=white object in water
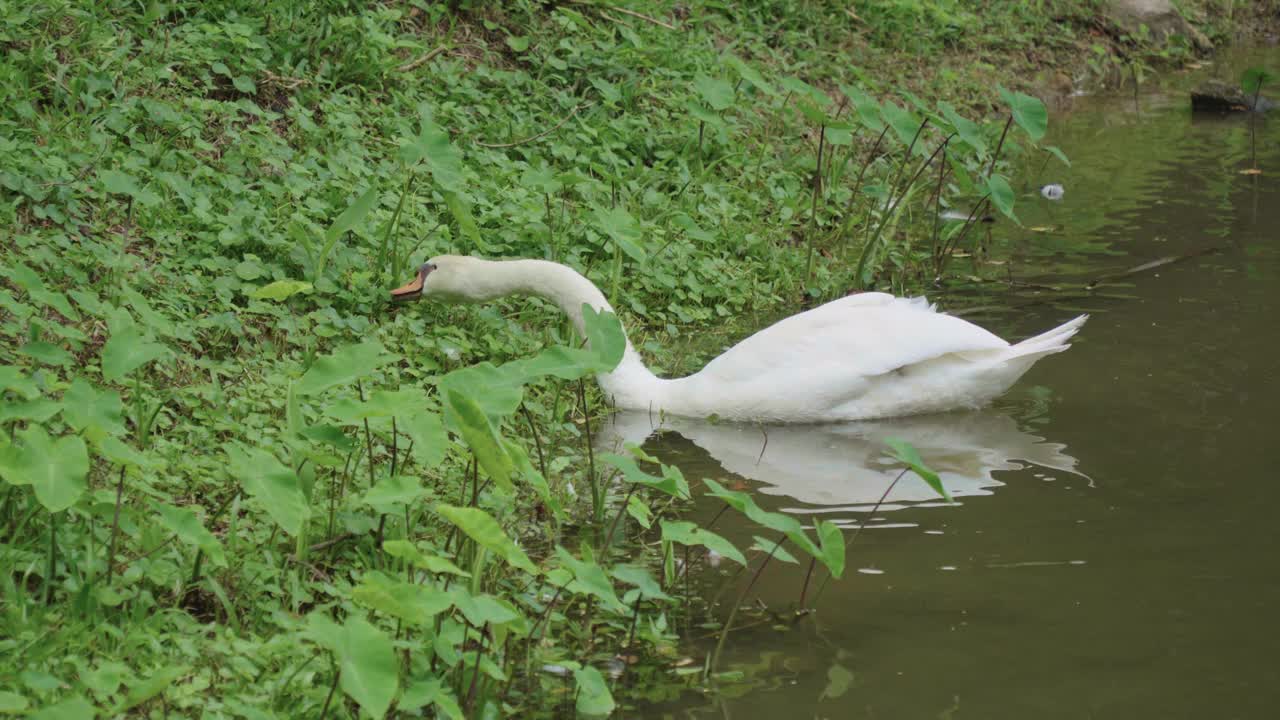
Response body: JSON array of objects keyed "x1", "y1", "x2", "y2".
[
  {"x1": 1040, "y1": 184, "x2": 1065, "y2": 201},
  {"x1": 594, "y1": 409, "x2": 1085, "y2": 514},
  {"x1": 391, "y1": 257, "x2": 1087, "y2": 423}
]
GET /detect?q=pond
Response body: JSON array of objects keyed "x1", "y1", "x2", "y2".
[{"x1": 605, "y1": 49, "x2": 1280, "y2": 718}]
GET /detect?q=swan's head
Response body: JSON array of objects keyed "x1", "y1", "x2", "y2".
[{"x1": 389, "y1": 255, "x2": 489, "y2": 303}]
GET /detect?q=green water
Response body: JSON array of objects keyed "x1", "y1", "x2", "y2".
[{"x1": 609, "y1": 52, "x2": 1280, "y2": 718}]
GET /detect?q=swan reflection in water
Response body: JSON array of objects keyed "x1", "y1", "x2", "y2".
[{"x1": 596, "y1": 410, "x2": 1083, "y2": 525}]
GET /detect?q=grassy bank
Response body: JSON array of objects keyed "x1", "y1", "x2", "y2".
[{"x1": 0, "y1": 1, "x2": 1250, "y2": 717}]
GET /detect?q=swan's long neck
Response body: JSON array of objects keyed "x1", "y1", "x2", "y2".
[{"x1": 469, "y1": 259, "x2": 666, "y2": 408}]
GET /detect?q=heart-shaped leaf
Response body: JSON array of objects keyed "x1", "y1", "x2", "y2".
[
  {"x1": 99, "y1": 436, "x2": 157, "y2": 470},
  {"x1": 1043, "y1": 145, "x2": 1071, "y2": 167},
  {"x1": 438, "y1": 362, "x2": 527, "y2": 418},
  {"x1": 354, "y1": 571, "x2": 453, "y2": 625},
  {"x1": 751, "y1": 535, "x2": 799, "y2": 564},
  {"x1": 582, "y1": 305, "x2": 626, "y2": 372},
  {"x1": 592, "y1": 206, "x2": 645, "y2": 262},
  {"x1": 797, "y1": 99, "x2": 830, "y2": 125},
  {"x1": 443, "y1": 190, "x2": 483, "y2": 248},
  {"x1": 881, "y1": 101, "x2": 922, "y2": 148},
  {"x1": 0, "y1": 426, "x2": 89, "y2": 512},
  {"x1": 938, "y1": 101, "x2": 986, "y2": 155},
  {"x1": 999, "y1": 86, "x2": 1047, "y2": 142},
  {"x1": 324, "y1": 187, "x2": 381, "y2": 248},
  {"x1": 296, "y1": 341, "x2": 394, "y2": 396},
  {"x1": 885, "y1": 438, "x2": 952, "y2": 502},
  {"x1": 611, "y1": 563, "x2": 671, "y2": 601},
  {"x1": 659, "y1": 520, "x2": 746, "y2": 566},
  {"x1": 94, "y1": 168, "x2": 132, "y2": 200},
  {"x1": 250, "y1": 280, "x2": 312, "y2": 301},
  {"x1": 779, "y1": 76, "x2": 829, "y2": 107},
  {"x1": 117, "y1": 666, "x2": 187, "y2": 713},
  {"x1": 0, "y1": 365, "x2": 41, "y2": 399},
  {"x1": 520, "y1": 165, "x2": 562, "y2": 194},
  {"x1": 225, "y1": 445, "x2": 310, "y2": 536},
  {"x1": 29, "y1": 695, "x2": 96, "y2": 719},
  {"x1": 693, "y1": 74, "x2": 735, "y2": 111},
  {"x1": 573, "y1": 665, "x2": 616, "y2": 716},
  {"x1": 555, "y1": 545, "x2": 626, "y2": 614},
  {"x1": 840, "y1": 84, "x2": 885, "y2": 132},
  {"x1": 155, "y1": 503, "x2": 227, "y2": 567},
  {"x1": 328, "y1": 388, "x2": 429, "y2": 424},
  {"x1": 824, "y1": 121, "x2": 854, "y2": 146},
  {"x1": 985, "y1": 174, "x2": 1017, "y2": 222},
  {"x1": 0, "y1": 691, "x2": 28, "y2": 713},
  {"x1": 701, "y1": 478, "x2": 823, "y2": 562},
  {"x1": 399, "y1": 411, "x2": 447, "y2": 467},
  {"x1": 362, "y1": 474, "x2": 428, "y2": 514},
  {"x1": 435, "y1": 504, "x2": 536, "y2": 574},
  {"x1": 506, "y1": 346, "x2": 592, "y2": 381},
  {"x1": 686, "y1": 100, "x2": 723, "y2": 126},
  {"x1": 101, "y1": 324, "x2": 168, "y2": 382},
  {"x1": 449, "y1": 587, "x2": 526, "y2": 630},
  {"x1": 723, "y1": 54, "x2": 776, "y2": 96},
  {"x1": 602, "y1": 452, "x2": 689, "y2": 499},
  {"x1": 20, "y1": 341, "x2": 73, "y2": 367},
  {"x1": 816, "y1": 519, "x2": 845, "y2": 579},
  {"x1": 306, "y1": 614, "x2": 399, "y2": 719},
  {"x1": 445, "y1": 390, "x2": 514, "y2": 492},
  {"x1": 62, "y1": 377, "x2": 125, "y2": 443},
  {"x1": 506, "y1": 440, "x2": 563, "y2": 523},
  {"x1": 403, "y1": 106, "x2": 464, "y2": 192},
  {"x1": 591, "y1": 77, "x2": 622, "y2": 105},
  {"x1": 382, "y1": 540, "x2": 469, "y2": 576},
  {"x1": 399, "y1": 678, "x2": 464, "y2": 719},
  {"x1": 0, "y1": 397, "x2": 61, "y2": 424}
]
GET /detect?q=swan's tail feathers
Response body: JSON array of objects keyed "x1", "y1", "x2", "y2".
[{"x1": 1005, "y1": 314, "x2": 1089, "y2": 361}]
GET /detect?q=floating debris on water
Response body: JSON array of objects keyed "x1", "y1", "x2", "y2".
[
  {"x1": 986, "y1": 559, "x2": 1085, "y2": 568},
  {"x1": 1040, "y1": 183, "x2": 1065, "y2": 200},
  {"x1": 939, "y1": 208, "x2": 996, "y2": 223}
]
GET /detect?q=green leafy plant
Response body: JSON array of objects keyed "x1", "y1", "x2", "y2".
[
  {"x1": 1242, "y1": 67, "x2": 1274, "y2": 172},
  {"x1": 0, "y1": 0, "x2": 1114, "y2": 713}
]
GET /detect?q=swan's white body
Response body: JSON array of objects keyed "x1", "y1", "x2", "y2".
[{"x1": 399, "y1": 257, "x2": 1086, "y2": 424}]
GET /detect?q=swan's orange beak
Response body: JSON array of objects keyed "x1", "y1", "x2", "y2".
[{"x1": 390, "y1": 269, "x2": 426, "y2": 302}]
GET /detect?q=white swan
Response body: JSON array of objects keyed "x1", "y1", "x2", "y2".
[{"x1": 391, "y1": 256, "x2": 1086, "y2": 423}]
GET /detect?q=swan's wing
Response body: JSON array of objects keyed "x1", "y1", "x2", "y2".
[{"x1": 697, "y1": 293, "x2": 1008, "y2": 385}]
